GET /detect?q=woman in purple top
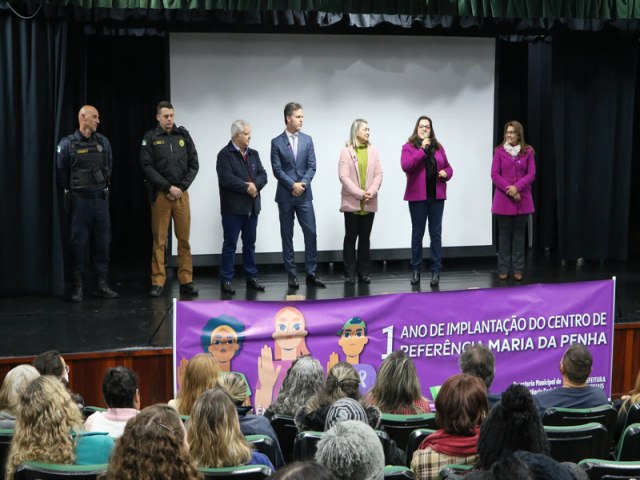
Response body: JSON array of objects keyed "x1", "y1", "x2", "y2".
[
  {"x1": 491, "y1": 121, "x2": 536, "y2": 281},
  {"x1": 401, "y1": 116, "x2": 453, "y2": 287}
]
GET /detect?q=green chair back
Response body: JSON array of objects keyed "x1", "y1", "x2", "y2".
[
  {"x1": 269, "y1": 415, "x2": 297, "y2": 464},
  {"x1": 383, "y1": 465, "x2": 414, "y2": 479},
  {"x1": 14, "y1": 461, "x2": 107, "y2": 480},
  {"x1": 292, "y1": 431, "x2": 323, "y2": 461},
  {"x1": 0, "y1": 428, "x2": 14, "y2": 480},
  {"x1": 542, "y1": 404, "x2": 617, "y2": 450},
  {"x1": 245, "y1": 434, "x2": 277, "y2": 467},
  {"x1": 544, "y1": 423, "x2": 609, "y2": 463},
  {"x1": 616, "y1": 423, "x2": 640, "y2": 461},
  {"x1": 438, "y1": 464, "x2": 473, "y2": 480},
  {"x1": 578, "y1": 458, "x2": 640, "y2": 480},
  {"x1": 199, "y1": 465, "x2": 273, "y2": 479},
  {"x1": 380, "y1": 413, "x2": 437, "y2": 451},
  {"x1": 405, "y1": 428, "x2": 437, "y2": 467}
]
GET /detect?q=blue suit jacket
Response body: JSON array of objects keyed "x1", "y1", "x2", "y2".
[{"x1": 270, "y1": 131, "x2": 316, "y2": 204}]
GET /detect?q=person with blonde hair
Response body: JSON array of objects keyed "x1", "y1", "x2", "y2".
[
  {"x1": 338, "y1": 118, "x2": 383, "y2": 284},
  {"x1": 170, "y1": 353, "x2": 219, "y2": 415},
  {"x1": 0, "y1": 364, "x2": 40, "y2": 429},
  {"x1": 188, "y1": 389, "x2": 273, "y2": 469},
  {"x1": 6, "y1": 376, "x2": 113, "y2": 479},
  {"x1": 616, "y1": 368, "x2": 640, "y2": 441},
  {"x1": 367, "y1": 350, "x2": 431, "y2": 414},
  {"x1": 102, "y1": 404, "x2": 202, "y2": 480},
  {"x1": 218, "y1": 373, "x2": 284, "y2": 467},
  {"x1": 295, "y1": 361, "x2": 380, "y2": 432}
]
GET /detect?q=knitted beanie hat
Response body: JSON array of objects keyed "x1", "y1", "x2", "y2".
[
  {"x1": 324, "y1": 397, "x2": 368, "y2": 430},
  {"x1": 315, "y1": 420, "x2": 385, "y2": 480}
]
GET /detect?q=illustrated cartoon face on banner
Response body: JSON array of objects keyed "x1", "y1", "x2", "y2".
[
  {"x1": 200, "y1": 315, "x2": 245, "y2": 372},
  {"x1": 254, "y1": 306, "x2": 310, "y2": 415},
  {"x1": 328, "y1": 317, "x2": 377, "y2": 394}
]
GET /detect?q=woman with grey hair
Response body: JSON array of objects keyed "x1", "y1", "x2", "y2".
[
  {"x1": 264, "y1": 356, "x2": 324, "y2": 420},
  {"x1": 315, "y1": 420, "x2": 384, "y2": 480},
  {"x1": 0, "y1": 365, "x2": 40, "y2": 429},
  {"x1": 338, "y1": 119, "x2": 383, "y2": 285}
]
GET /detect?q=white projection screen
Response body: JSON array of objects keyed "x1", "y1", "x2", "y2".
[{"x1": 169, "y1": 33, "x2": 496, "y2": 262}]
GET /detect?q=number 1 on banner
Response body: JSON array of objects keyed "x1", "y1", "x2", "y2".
[{"x1": 382, "y1": 326, "x2": 394, "y2": 359}]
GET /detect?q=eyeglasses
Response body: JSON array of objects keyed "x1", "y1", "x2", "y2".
[{"x1": 418, "y1": 125, "x2": 431, "y2": 130}]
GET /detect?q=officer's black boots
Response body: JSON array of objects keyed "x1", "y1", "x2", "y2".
[
  {"x1": 70, "y1": 272, "x2": 83, "y2": 302},
  {"x1": 95, "y1": 273, "x2": 118, "y2": 299}
]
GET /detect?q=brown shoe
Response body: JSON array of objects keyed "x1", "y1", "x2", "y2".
[{"x1": 513, "y1": 273, "x2": 523, "y2": 281}]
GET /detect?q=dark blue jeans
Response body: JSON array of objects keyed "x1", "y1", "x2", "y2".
[
  {"x1": 409, "y1": 199, "x2": 445, "y2": 274},
  {"x1": 220, "y1": 213, "x2": 259, "y2": 282},
  {"x1": 277, "y1": 201, "x2": 318, "y2": 276},
  {"x1": 69, "y1": 195, "x2": 111, "y2": 274}
]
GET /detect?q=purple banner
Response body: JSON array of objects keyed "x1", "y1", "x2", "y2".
[{"x1": 175, "y1": 279, "x2": 615, "y2": 414}]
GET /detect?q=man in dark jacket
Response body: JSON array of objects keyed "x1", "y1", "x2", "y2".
[
  {"x1": 56, "y1": 105, "x2": 118, "y2": 301},
  {"x1": 140, "y1": 101, "x2": 199, "y2": 297},
  {"x1": 216, "y1": 120, "x2": 268, "y2": 294}
]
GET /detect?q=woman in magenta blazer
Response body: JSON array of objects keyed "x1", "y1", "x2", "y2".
[
  {"x1": 401, "y1": 116, "x2": 453, "y2": 287},
  {"x1": 339, "y1": 119, "x2": 383, "y2": 284},
  {"x1": 491, "y1": 121, "x2": 536, "y2": 281}
]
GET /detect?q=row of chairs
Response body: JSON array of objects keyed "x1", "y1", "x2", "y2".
[
  {"x1": 12, "y1": 462, "x2": 415, "y2": 479},
  {"x1": 439, "y1": 459, "x2": 640, "y2": 480}
]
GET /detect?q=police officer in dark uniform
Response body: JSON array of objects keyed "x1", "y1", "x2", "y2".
[
  {"x1": 140, "y1": 101, "x2": 199, "y2": 297},
  {"x1": 56, "y1": 105, "x2": 118, "y2": 302}
]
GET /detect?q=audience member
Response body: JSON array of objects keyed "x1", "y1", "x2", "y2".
[
  {"x1": 476, "y1": 384, "x2": 549, "y2": 471},
  {"x1": 267, "y1": 460, "x2": 333, "y2": 480},
  {"x1": 615, "y1": 368, "x2": 640, "y2": 440},
  {"x1": 411, "y1": 373, "x2": 487, "y2": 480},
  {"x1": 324, "y1": 397, "x2": 369, "y2": 430},
  {"x1": 459, "y1": 344, "x2": 501, "y2": 408},
  {"x1": 367, "y1": 350, "x2": 431, "y2": 414},
  {"x1": 0, "y1": 365, "x2": 40, "y2": 429},
  {"x1": 218, "y1": 372, "x2": 284, "y2": 467},
  {"x1": 466, "y1": 451, "x2": 588, "y2": 480},
  {"x1": 85, "y1": 366, "x2": 140, "y2": 438},
  {"x1": 101, "y1": 404, "x2": 202, "y2": 480},
  {"x1": 295, "y1": 361, "x2": 380, "y2": 432},
  {"x1": 6, "y1": 376, "x2": 113, "y2": 479},
  {"x1": 32, "y1": 349, "x2": 84, "y2": 407},
  {"x1": 534, "y1": 343, "x2": 609, "y2": 416},
  {"x1": 188, "y1": 389, "x2": 274, "y2": 469},
  {"x1": 315, "y1": 420, "x2": 384, "y2": 480},
  {"x1": 170, "y1": 353, "x2": 219, "y2": 415},
  {"x1": 264, "y1": 356, "x2": 324, "y2": 421}
]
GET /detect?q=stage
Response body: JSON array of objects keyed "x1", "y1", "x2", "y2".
[{"x1": 1, "y1": 251, "x2": 639, "y2": 406}]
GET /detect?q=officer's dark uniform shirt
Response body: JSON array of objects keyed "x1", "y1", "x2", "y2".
[
  {"x1": 56, "y1": 130, "x2": 112, "y2": 193},
  {"x1": 140, "y1": 125, "x2": 199, "y2": 192}
]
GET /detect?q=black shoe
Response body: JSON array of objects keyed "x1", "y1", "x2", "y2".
[
  {"x1": 221, "y1": 281, "x2": 236, "y2": 294},
  {"x1": 70, "y1": 273, "x2": 83, "y2": 302},
  {"x1": 288, "y1": 274, "x2": 299, "y2": 289},
  {"x1": 306, "y1": 274, "x2": 326, "y2": 288},
  {"x1": 94, "y1": 283, "x2": 118, "y2": 299},
  {"x1": 430, "y1": 273, "x2": 440, "y2": 286},
  {"x1": 180, "y1": 282, "x2": 199, "y2": 296},
  {"x1": 149, "y1": 285, "x2": 163, "y2": 297},
  {"x1": 359, "y1": 275, "x2": 371, "y2": 284},
  {"x1": 345, "y1": 276, "x2": 356, "y2": 285},
  {"x1": 410, "y1": 271, "x2": 421, "y2": 285},
  {"x1": 246, "y1": 277, "x2": 265, "y2": 291}
]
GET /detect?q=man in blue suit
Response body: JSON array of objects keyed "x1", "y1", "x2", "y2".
[{"x1": 270, "y1": 102, "x2": 326, "y2": 288}]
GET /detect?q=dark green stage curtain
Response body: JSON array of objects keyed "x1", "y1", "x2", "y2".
[
  {"x1": 0, "y1": 12, "x2": 80, "y2": 295},
  {"x1": 551, "y1": 33, "x2": 636, "y2": 261},
  {"x1": 495, "y1": 34, "x2": 635, "y2": 261}
]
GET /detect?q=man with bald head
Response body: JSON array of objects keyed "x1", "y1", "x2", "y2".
[{"x1": 56, "y1": 106, "x2": 118, "y2": 302}]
